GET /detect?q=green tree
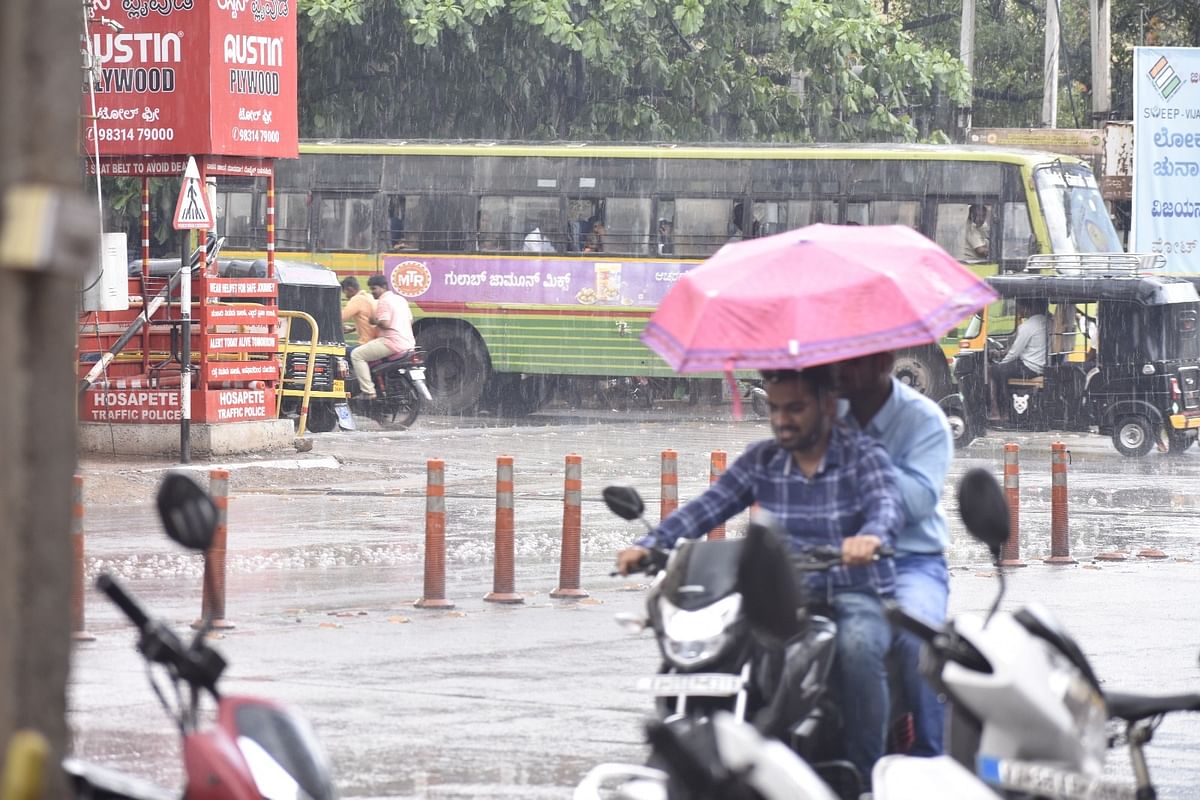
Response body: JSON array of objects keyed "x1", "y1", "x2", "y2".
[
  {"x1": 892, "y1": 1, "x2": 1200, "y2": 128},
  {"x1": 296, "y1": 0, "x2": 970, "y2": 142}
]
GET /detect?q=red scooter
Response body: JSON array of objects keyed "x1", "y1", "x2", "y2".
[{"x1": 66, "y1": 474, "x2": 335, "y2": 800}]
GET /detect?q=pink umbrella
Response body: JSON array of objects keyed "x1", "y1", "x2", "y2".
[{"x1": 642, "y1": 224, "x2": 998, "y2": 373}]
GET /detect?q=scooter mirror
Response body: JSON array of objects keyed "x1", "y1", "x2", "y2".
[
  {"x1": 157, "y1": 472, "x2": 218, "y2": 552},
  {"x1": 957, "y1": 468, "x2": 1010, "y2": 560},
  {"x1": 603, "y1": 485, "x2": 645, "y2": 521}
]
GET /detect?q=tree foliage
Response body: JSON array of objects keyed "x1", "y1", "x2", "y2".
[
  {"x1": 891, "y1": 0, "x2": 1200, "y2": 128},
  {"x1": 296, "y1": 0, "x2": 971, "y2": 142}
]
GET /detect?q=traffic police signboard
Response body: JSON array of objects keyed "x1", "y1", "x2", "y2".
[{"x1": 172, "y1": 156, "x2": 214, "y2": 231}]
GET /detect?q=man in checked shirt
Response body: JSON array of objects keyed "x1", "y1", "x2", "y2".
[{"x1": 616, "y1": 365, "x2": 903, "y2": 784}]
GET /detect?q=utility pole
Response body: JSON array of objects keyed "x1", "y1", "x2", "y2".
[
  {"x1": 1090, "y1": 0, "x2": 1112, "y2": 122},
  {"x1": 0, "y1": 0, "x2": 98, "y2": 794},
  {"x1": 959, "y1": 0, "x2": 977, "y2": 131},
  {"x1": 1042, "y1": 0, "x2": 1061, "y2": 127}
]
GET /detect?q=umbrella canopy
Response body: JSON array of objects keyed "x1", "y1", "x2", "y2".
[{"x1": 642, "y1": 224, "x2": 999, "y2": 373}]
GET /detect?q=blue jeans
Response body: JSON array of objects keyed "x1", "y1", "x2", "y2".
[
  {"x1": 831, "y1": 589, "x2": 891, "y2": 787},
  {"x1": 892, "y1": 554, "x2": 950, "y2": 756}
]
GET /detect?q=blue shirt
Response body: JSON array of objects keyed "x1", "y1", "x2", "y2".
[
  {"x1": 840, "y1": 377, "x2": 952, "y2": 556},
  {"x1": 636, "y1": 425, "x2": 902, "y2": 596}
]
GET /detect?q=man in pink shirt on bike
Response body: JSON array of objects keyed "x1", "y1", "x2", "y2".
[{"x1": 350, "y1": 274, "x2": 415, "y2": 399}]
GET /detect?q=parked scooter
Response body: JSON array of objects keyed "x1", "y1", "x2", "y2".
[
  {"x1": 600, "y1": 485, "x2": 866, "y2": 799},
  {"x1": 345, "y1": 346, "x2": 432, "y2": 428},
  {"x1": 64, "y1": 473, "x2": 335, "y2": 800},
  {"x1": 879, "y1": 467, "x2": 1200, "y2": 799}
]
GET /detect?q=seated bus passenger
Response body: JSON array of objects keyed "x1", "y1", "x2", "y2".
[{"x1": 961, "y1": 204, "x2": 990, "y2": 262}]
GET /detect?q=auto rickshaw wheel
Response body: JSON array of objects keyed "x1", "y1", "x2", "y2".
[
  {"x1": 306, "y1": 402, "x2": 339, "y2": 433},
  {"x1": 938, "y1": 395, "x2": 977, "y2": 450},
  {"x1": 1112, "y1": 416, "x2": 1155, "y2": 457},
  {"x1": 1167, "y1": 430, "x2": 1196, "y2": 456}
]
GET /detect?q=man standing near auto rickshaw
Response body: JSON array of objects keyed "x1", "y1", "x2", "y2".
[
  {"x1": 340, "y1": 276, "x2": 376, "y2": 346},
  {"x1": 350, "y1": 275, "x2": 416, "y2": 399}
]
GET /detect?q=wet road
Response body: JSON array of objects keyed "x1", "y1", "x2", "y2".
[{"x1": 71, "y1": 405, "x2": 1200, "y2": 797}]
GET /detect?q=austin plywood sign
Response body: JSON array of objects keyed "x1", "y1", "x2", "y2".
[{"x1": 82, "y1": 0, "x2": 297, "y2": 158}]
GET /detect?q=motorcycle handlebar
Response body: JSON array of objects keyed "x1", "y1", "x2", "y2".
[
  {"x1": 96, "y1": 573, "x2": 151, "y2": 632},
  {"x1": 883, "y1": 600, "x2": 992, "y2": 673}
]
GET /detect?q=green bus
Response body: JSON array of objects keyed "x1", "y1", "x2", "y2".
[{"x1": 217, "y1": 140, "x2": 1123, "y2": 414}]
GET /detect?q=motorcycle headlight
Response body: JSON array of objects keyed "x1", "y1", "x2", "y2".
[{"x1": 658, "y1": 593, "x2": 742, "y2": 668}]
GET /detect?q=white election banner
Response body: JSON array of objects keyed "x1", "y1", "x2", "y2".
[{"x1": 1132, "y1": 47, "x2": 1200, "y2": 273}]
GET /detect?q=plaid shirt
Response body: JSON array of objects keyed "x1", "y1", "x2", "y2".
[{"x1": 635, "y1": 424, "x2": 902, "y2": 596}]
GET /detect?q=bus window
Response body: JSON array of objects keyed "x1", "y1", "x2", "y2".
[
  {"x1": 871, "y1": 200, "x2": 921, "y2": 228},
  {"x1": 1000, "y1": 201, "x2": 1034, "y2": 263},
  {"x1": 656, "y1": 200, "x2": 675, "y2": 256},
  {"x1": 479, "y1": 195, "x2": 563, "y2": 252},
  {"x1": 846, "y1": 202, "x2": 870, "y2": 226},
  {"x1": 385, "y1": 195, "x2": 409, "y2": 250},
  {"x1": 410, "y1": 195, "x2": 471, "y2": 252},
  {"x1": 674, "y1": 198, "x2": 733, "y2": 257},
  {"x1": 215, "y1": 189, "x2": 255, "y2": 249},
  {"x1": 605, "y1": 197, "x2": 651, "y2": 255},
  {"x1": 567, "y1": 198, "x2": 603, "y2": 252},
  {"x1": 276, "y1": 192, "x2": 309, "y2": 251},
  {"x1": 753, "y1": 201, "x2": 786, "y2": 237},
  {"x1": 317, "y1": 194, "x2": 373, "y2": 251},
  {"x1": 933, "y1": 203, "x2": 976, "y2": 260},
  {"x1": 785, "y1": 200, "x2": 836, "y2": 228}
]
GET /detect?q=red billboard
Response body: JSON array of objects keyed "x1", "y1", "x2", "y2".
[{"x1": 82, "y1": 0, "x2": 297, "y2": 159}]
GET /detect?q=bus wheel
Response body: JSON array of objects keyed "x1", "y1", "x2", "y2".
[
  {"x1": 419, "y1": 325, "x2": 489, "y2": 414},
  {"x1": 1112, "y1": 415, "x2": 1155, "y2": 457},
  {"x1": 489, "y1": 373, "x2": 554, "y2": 417},
  {"x1": 893, "y1": 348, "x2": 950, "y2": 400},
  {"x1": 306, "y1": 402, "x2": 339, "y2": 433}
]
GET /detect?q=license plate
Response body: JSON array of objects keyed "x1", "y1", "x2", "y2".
[
  {"x1": 635, "y1": 673, "x2": 744, "y2": 697},
  {"x1": 977, "y1": 756, "x2": 1136, "y2": 800},
  {"x1": 409, "y1": 368, "x2": 426, "y2": 380},
  {"x1": 334, "y1": 402, "x2": 356, "y2": 430}
]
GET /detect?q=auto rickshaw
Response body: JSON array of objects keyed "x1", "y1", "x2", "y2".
[
  {"x1": 273, "y1": 260, "x2": 354, "y2": 433},
  {"x1": 940, "y1": 257, "x2": 1200, "y2": 456}
]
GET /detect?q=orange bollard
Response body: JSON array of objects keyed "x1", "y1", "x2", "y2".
[
  {"x1": 1046, "y1": 442, "x2": 1076, "y2": 565},
  {"x1": 707, "y1": 451, "x2": 727, "y2": 540},
  {"x1": 551, "y1": 454, "x2": 588, "y2": 599},
  {"x1": 1000, "y1": 444, "x2": 1026, "y2": 567},
  {"x1": 660, "y1": 450, "x2": 678, "y2": 521},
  {"x1": 71, "y1": 475, "x2": 95, "y2": 642},
  {"x1": 416, "y1": 459, "x2": 455, "y2": 609},
  {"x1": 196, "y1": 469, "x2": 235, "y2": 629},
  {"x1": 485, "y1": 456, "x2": 523, "y2": 604}
]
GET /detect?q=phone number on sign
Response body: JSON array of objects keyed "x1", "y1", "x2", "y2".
[
  {"x1": 231, "y1": 127, "x2": 281, "y2": 144},
  {"x1": 87, "y1": 127, "x2": 176, "y2": 143}
]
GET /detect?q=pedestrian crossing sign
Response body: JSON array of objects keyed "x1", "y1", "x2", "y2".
[{"x1": 172, "y1": 156, "x2": 215, "y2": 231}]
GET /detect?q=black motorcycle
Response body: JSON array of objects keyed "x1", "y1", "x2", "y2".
[
  {"x1": 346, "y1": 347, "x2": 432, "y2": 428},
  {"x1": 604, "y1": 486, "x2": 864, "y2": 799}
]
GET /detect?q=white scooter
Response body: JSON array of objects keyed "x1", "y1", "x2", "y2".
[{"x1": 879, "y1": 467, "x2": 1200, "y2": 799}]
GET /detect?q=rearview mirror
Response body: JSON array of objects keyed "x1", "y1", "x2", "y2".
[
  {"x1": 603, "y1": 485, "x2": 645, "y2": 521},
  {"x1": 157, "y1": 472, "x2": 218, "y2": 552},
  {"x1": 737, "y1": 513, "x2": 802, "y2": 641},
  {"x1": 957, "y1": 468, "x2": 1010, "y2": 560}
]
